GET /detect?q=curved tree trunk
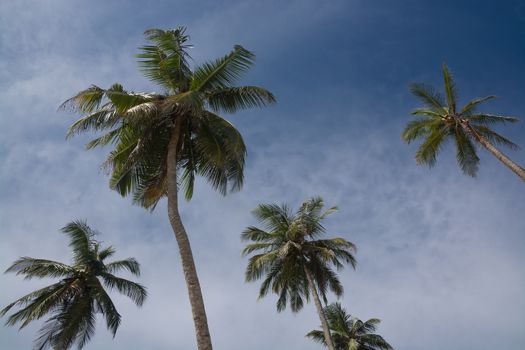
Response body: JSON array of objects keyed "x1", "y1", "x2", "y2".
[
  {"x1": 466, "y1": 125, "x2": 525, "y2": 181},
  {"x1": 304, "y1": 267, "x2": 336, "y2": 350},
  {"x1": 166, "y1": 121, "x2": 213, "y2": 350}
]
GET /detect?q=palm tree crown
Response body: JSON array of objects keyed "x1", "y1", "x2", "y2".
[
  {"x1": 1, "y1": 221, "x2": 147, "y2": 350},
  {"x1": 307, "y1": 303, "x2": 394, "y2": 350},
  {"x1": 62, "y1": 27, "x2": 275, "y2": 207},
  {"x1": 403, "y1": 64, "x2": 524, "y2": 180},
  {"x1": 242, "y1": 197, "x2": 356, "y2": 311}
]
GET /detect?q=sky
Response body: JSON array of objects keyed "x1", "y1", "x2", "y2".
[{"x1": 1, "y1": 0, "x2": 525, "y2": 349}]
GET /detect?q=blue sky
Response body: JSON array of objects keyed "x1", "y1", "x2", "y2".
[{"x1": 1, "y1": 1, "x2": 525, "y2": 349}]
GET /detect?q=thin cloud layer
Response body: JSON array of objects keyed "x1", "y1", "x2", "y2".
[{"x1": 1, "y1": 1, "x2": 524, "y2": 350}]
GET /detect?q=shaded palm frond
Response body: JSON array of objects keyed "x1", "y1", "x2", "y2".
[
  {"x1": 454, "y1": 128, "x2": 479, "y2": 177},
  {"x1": 206, "y1": 86, "x2": 276, "y2": 113},
  {"x1": 5, "y1": 258, "x2": 74, "y2": 280}
]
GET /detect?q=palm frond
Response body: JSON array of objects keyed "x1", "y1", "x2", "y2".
[
  {"x1": 454, "y1": 128, "x2": 479, "y2": 177},
  {"x1": 415, "y1": 126, "x2": 449, "y2": 167},
  {"x1": 100, "y1": 273, "x2": 147, "y2": 306},
  {"x1": 191, "y1": 45, "x2": 256, "y2": 92},
  {"x1": 441, "y1": 64, "x2": 458, "y2": 113},
  {"x1": 460, "y1": 95, "x2": 496, "y2": 115},
  {"x1": 409, "y1": 83, "x2": 446, "y2": 112},
  {"x1": 206, "y1": 86, "x2": 276, "y2": 113},
  {"x1": 402, "y1": 118, "x2": 440, "y2": 144},
  {"x1": 471, "y1": 125, "x2": 520, "y2": 150},
  {"x1": 5, "y1": 258, "x2": 74, "y2": 280},
  {"x1": 61, "y1": 221, "x2": 97, "y2": 265},
  {"x1": 137, "y1": 27, "x2": 192, "y2": 90},
  {"x1": 105, "y1": 258, "x2": 141, "y2": 276},
  {"x1": 466, "y1": 114, "x2": 519, "y2": 125}
]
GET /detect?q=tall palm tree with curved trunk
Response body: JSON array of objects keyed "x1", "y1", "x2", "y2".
[
  {"x1": 403, "y1": 64, "x2": 525, "y2": 181},
  {"x1": 307, "y1": 302, "x2": 394, "y2": 350},
  {"x1": 62, "y1": 27, "x2": 275, "y2": 350},
  {"x1": 1, "y1": 221, "x2": 146, "y2": 350},
  {"x1": 242, "y1": 197, "x2": 356, "y2": 350}
]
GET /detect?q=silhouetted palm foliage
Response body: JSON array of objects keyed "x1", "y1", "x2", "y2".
[
  {"x1": 242, "y1": 197, "x2": 356, "y2": 350},
  {"x1": 1, "y1": 221, "x2": 146, "y2": 350},
  {"x1": 403, "y1": 64, "x2": 525, "y2": 180},
  {"x1": 307, "y1": 303, "x2": 394, "y2": 350}
]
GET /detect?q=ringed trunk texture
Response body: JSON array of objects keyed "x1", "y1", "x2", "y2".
[
  {"x1": 304, "y1": 267, "x2": 336, "y2": 350},
  {"x1": 167, "y1": 123, "x2": 213, "y2": 350},
  {"x1": 466, "y1": 124, "x2": 525, "y2": 181}
]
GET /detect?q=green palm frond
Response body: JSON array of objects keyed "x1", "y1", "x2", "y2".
[
  {"x1": 98, "y1": 246, "x2": 116, "y2": 261},
  {"x1": 466, "y1": 114, "x2": 519, "y2": 125},
  {"x1": 100, "y1": 273, "x2": 147, "y2": 306},
  {"x1": 471, "y1": 125, "x2": 519, "y2": 150},
  {"x1": 454, "y1": 128, "x2": 479, "y2": 176},
  {"x1": 206, "y1": 86, "x2": 276, "y2": 113},
  {"x1": 5, "y1": 258, "x2": 74, "y2": 280},
  {"x1": 61, "y1": 220, "x2": 96, "y2": 265},
  {"x1": 191, "y1": 45, "x2": 255, "y2": 92},
  {"x1": 415, "y1": 126, "x2": 449, "y2": 167},
  {"x1": 137, "y1": 27, "x2": 192, "y2": 90},
  {"x1": 105, "y1": 258, "x2": 141, "y2": 276},
  {"x1": 409, "y1": 83, "x2": 446, "y2": 112},
  {"x1": 441, "y1": 64, "x2": 458, "y2": 113},
  {"x1": 460, "y1": 95, "x2": 496, "y2": 115},
  {"x1": 402, "y1": 118, "x2": 440, "y2": 144}
]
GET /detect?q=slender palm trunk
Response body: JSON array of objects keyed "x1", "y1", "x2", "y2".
[
  {"x1": 465, "y1": 124, "x2": 525, "y2": 181},
  {"x1": 166, "y1": 121, "x2": 213, "y2": 350},
  {"x1": 304, "y1": 267, "x2": 336, "y2": 350}
]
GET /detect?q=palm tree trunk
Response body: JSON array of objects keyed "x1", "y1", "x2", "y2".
[
  {"x1": 466, "y1": 124, "x2": 525, "y2": 181},
  {"x1": 166, "y1": 120, "x2": 213, "y2": 350},
  {"x1": 304, "y1": 267, "x2": 336, "y2": 350}
]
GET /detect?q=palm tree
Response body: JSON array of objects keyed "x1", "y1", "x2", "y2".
[
  {"x1": 1, "y1": 220, "x2": 146, "y2": 350},
  {"x1": 61, "y1": 27, "x2": 275, "y2": 350},
  {"x1": 403, "y1": 64, "x2": 525, "y2": 181},
  {"x1": 242, "y1": 197, "x2": 356, "y2": 350},
  {"x1": 306, "y1": 302, "x2": 394, "y2": 350}
]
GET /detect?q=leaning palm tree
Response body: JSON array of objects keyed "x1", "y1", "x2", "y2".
[
  {"x1": 403, "y1": 64, "x2": 525, "y2": 181},
  {"x1": 61, "y1": 27, "x2": 275, "y2": 350},
  {"x1": 1, "y1": 220, "x2": 147, "y2": 350},
  {"x1": 307, "y1": 302, "x2": 394, "y2": 350},
  {"x1": 242, "y1": 197, "x2": 357, "y2": 350}
]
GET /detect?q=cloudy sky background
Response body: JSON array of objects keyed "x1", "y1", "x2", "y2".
[{"x1": 1, "y1": 1, "x2": 525, "y2": 349}]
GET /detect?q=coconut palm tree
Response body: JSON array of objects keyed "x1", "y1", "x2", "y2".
[
  {"x1": 307, "y1": 302, "x2": 394, "y2": 350},
  {"x1": 61, "y1": 27, "x2": 275, "y2": 350},
  {"x1": 242, "y1": 197, "x2": 356, "y2": 350},
  {"x1": 403, "y1": 64, "x2": 525, "y2": 181},
  {"x1": 0, "y1": 220, "x2": 146, "y2": 350}
]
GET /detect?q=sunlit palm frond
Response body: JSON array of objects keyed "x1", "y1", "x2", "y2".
[{"x1": 191, "y1": 45, "x2": 255, "y2": 92}]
